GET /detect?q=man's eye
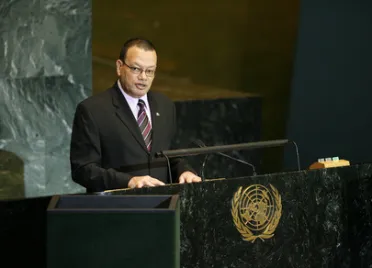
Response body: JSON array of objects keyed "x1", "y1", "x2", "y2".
[
  {"x1": 147, "y1": 70, "x2": 155, "y2": 75},
  {"x1": 131, "y1": 67, "x2": 139, "y2": 71}
]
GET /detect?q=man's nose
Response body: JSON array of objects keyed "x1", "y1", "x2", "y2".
[{"x1": 138, "y1": 70, "x2": 147, "y2": 80}]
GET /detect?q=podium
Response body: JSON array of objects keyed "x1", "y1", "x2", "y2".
[
  {"x1": 97, "y1": 163, "x2": 372, "y2": 268},
  {"x1": 47, "y1": 194, "x2": 180, "y2": 268},
  {"x1": 1, "y1": 163, "x2": 372, "y2": 267}
]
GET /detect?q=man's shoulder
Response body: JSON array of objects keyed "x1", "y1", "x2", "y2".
[
  {"x1": 149, "y1": 91, "x2": 173, "y2": 105},
  {"x1": 78, "y1": 86, "x2": 115, "y2": 109}
]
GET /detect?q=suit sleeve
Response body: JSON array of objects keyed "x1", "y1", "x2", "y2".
[
  {"x1": 70, "y1": 103, "x2": 131, "y2": 192},
  {"x1": 169, "y1": 102, "x2": 198, "y2": 181}
]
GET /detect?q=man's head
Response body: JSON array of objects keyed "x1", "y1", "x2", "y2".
[{"x1": 116, "y1": 38, "x2": 157, "y2": 98}]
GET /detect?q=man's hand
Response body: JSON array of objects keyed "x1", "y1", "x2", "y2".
[
  {"x1": 178, "y1": 171, "x2": 202, "y2": 184},
  {"x1": 128, "y1": 176, "x2": 165, "y2": 188}
]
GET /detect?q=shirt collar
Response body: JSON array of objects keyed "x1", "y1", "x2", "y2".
[{"x1": 117, "y1": 79, "x2": 149, "y2": 109}]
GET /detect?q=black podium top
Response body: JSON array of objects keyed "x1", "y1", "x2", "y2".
[{"x1": 47, "y1": 194, "x2": 178, "y2": 212}]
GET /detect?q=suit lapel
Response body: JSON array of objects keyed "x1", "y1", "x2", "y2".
[
  {"x1": 111, "y1": 85, "x2": 148, "y2": 153},
  {"x1": 148, "y1": 92, "x2": 161, "y2": 155}
]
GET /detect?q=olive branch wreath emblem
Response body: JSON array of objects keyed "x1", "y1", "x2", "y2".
[{"x1": 231, "y1": 184, "x2": 282, "y2": 243}]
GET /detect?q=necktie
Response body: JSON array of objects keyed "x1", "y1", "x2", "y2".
[{"x1": 137, "y1": 99, "x2": 152, "y2": 151}]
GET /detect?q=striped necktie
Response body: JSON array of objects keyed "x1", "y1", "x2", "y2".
[{"x1": 137, "y1": 99, "x2": 152, "y2": 151}]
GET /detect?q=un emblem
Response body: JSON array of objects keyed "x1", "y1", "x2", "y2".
[{"x1": 231, "y1": 184, "x2": 282, "y2": 243}]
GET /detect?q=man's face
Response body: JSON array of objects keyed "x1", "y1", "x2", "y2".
[{"x1": 116, "y1": 46, "x2": 157, "y2": 98}]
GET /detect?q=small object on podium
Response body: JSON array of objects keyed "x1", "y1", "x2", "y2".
[{"x1": 309, "y1": 156, "x2": 350, "y2": 170}]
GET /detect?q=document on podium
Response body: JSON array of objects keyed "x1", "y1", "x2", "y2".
[{"x1": 101, "y1": 177, "x2": 226, "y2": 193}]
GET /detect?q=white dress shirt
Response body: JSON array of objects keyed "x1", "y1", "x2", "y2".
[{"x1": 117, "y1": 80, "x2": 152, "y2": 125}]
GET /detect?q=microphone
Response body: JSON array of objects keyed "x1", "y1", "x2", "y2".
[
  {"x1": 289, "y1": 140, "x2": 301, "y2": 172},
  {"x1": 193, "y1": 140, "x2": 257, "y2": 180},
  {"x1": 162, "y1": 153, "x2": 173, "y2": 185}
]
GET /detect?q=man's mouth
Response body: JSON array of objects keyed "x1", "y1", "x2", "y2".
[{"x1": 135, "y1": 83, "x2": 147, "y2": 89}]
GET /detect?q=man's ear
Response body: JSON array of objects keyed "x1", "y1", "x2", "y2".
[{"x1": 115, "y1": 60, "x2": 122, "y2": 76}]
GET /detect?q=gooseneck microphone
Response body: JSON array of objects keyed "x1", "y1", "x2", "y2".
[
  {"x1": 162, "y1": 154, "x2": 173, "y2": 184},
  {"x1": 290, "y1": 140, "x2": 301, "y2": 172},
  {"x1": 192, "y1": 139, "x2": 257, "y2": 180}
]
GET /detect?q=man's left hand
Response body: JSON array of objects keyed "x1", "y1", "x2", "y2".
[{"x1": 178, "y1": 171, "x2": 202, "y2": 184}]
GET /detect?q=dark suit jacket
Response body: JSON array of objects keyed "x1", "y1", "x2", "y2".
[{"x1": 70, "y1": 83, "x2": 193, "y2": 192}]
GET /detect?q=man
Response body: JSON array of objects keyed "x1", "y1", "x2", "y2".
[{"x1": 70, "y1": 38, "x2": 201, "y2": 192}]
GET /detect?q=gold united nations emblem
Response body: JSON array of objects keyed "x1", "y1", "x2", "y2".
[{"x1": 231, "y1": 184, "x2": 282, "y2": 243}]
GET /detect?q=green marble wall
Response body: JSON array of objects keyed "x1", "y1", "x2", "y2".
[{"x1": 0, "y1": 1, "x2": 92, "y2": 200}]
